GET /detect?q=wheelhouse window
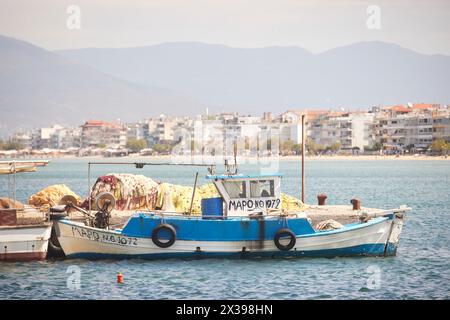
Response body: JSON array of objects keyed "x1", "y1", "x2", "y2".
[
  {"x1": 250, "y1": 180, "x2": 274, "y2": 198},
  {"x1": 223, "y1": 181, "x2": 247, "y2": 198}
]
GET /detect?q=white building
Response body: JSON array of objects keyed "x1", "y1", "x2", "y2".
[
  {"x1": 376, "y1": 107, "x2": 434, "y2": 149},
  {"x1": 144, "y1": 115, "x2": 186, "y2": 146},
  {"x1": 53, "y1": 127, "x2": 82, "y2": 149},
  {"x1": 432, "y1": 108, "x2": 450, "y2": 142},
  {"x1": 81, "y1": 120, "x2": 126, "y2": 148},
  {"x1": 126, "y1": 123, "x2": 146, "y2": 141},
  {"x1": 307, "y1": 112, "x2": 375, "y2": 151},
  {"x1": 279, "y1": 123, "x2": 303, "y2": 145},
  {"x1": 31, "y1": 125, "x2": 64, "y2": 149},
  {"x1": 10, "y1": 132, "x2": 32, "y2": 150}
]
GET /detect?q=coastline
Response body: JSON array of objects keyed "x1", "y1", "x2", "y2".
[
  {"x1": 280, "y1": 154, "x2": 450, "y2": 161},
  {"x1": 1, "y1": 154, "x2": 449, "y2": 161}
]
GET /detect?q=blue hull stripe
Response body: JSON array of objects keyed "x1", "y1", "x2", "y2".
[
  {"x1": 116, "y1": 214, "x2": 389, "y2": 242},
  {"x1": 65, "y1": 243, "x2": 398, "y2": 260}
]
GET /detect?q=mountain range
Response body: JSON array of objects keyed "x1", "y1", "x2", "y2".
[
  {"x1": 0, "y1": 35, "x2": 204, "y2": 134},
  {"x1": 57, "y1": 41, "x2": 450, "y2": 110},
  {"x1": 1, "y1": 34, "x2": 450, "y2": 134}
]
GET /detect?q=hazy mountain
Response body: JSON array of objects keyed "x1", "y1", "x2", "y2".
[
  {"x1": 58, "y1": 41, "x2": 450, "y2": 110},
  {"x1": 2, "y1": 35, "x2": 449, "y2": 135},
  {"x1": 0, "y1": 35, "x2": 205, "y2": 134}
]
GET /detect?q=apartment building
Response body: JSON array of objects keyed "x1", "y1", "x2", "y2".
[
  {"x1": 81, "y1": 120, "x2": 126, "y2": 148},
  {"x1": 125, "y1": 122, "x2": 146, "y2": 141},
  {"x1": 6, "y1": 103, "x2": 449, "y2": 153},
  {"x1": 31, "y1": 125, "x2": 64, "y2": 149},
  {"x1": 305, "y1": 111, "x2": 375, "y2": 150},
  {"x1": 53, "y1": 127, "x2": 82, "y2": 149},
  {"x1": 432, "y1": 108, "x2": 450, "y2": 142},
  {"x1": 143, "y1": 115, "x2": 187, "y2": 146},
  {"x1": 376, "y1": 106, "x2": 434, "y2": 150},
  {"x1": 278, "y1": 110, "x2": 328, "y2": 145},
  {"x1": 10, "y1": 132, "x2": 32, "y2": 150}
]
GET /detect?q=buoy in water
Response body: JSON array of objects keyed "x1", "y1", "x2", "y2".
[{"x1": 117, "y1": 272, "x2": 123, "y2": 284}]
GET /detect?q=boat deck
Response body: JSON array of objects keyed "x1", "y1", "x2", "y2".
[
  {"x1": 0, "y1": 205, "x2": 48, "y2": 226},
  {"x1": 0, "y1": 222, "x2": 52, "y2": 230},
  {"x1": 16, "y1": 206, "x2": 48, "y2": 225},
  {"x1": 302, "y1": 205, "x2": 383, "y2": 225}
]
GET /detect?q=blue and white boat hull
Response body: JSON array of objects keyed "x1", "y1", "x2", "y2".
[{"x1": 54, "y1": 210, "x2": 405, "y2": 260}]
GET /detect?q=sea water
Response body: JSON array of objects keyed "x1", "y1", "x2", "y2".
[{"x1": 0, "y1": 159, "x2": 449, "y2": 299}]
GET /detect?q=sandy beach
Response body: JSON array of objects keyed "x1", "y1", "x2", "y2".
[{"x1": 280, "y1": 154, "x2": 450, "y2": 161}]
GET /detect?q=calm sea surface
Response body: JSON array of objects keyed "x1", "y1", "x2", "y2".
[{"x1": 0, "y1": 158, "x2": 449, "y2": 299}]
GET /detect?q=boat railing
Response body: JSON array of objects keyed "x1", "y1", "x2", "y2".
[
  {"x1": 131, "y1": 205, "x2": 411, "y2": 222},
  {"x1": 363, "y1": 205, "x2": 411, "y2": 215},
  {"x1": 358, "y1": 205, "x2": 411, "y2": 221},
  {"x1": 132, "y1": 209, "x2": 301, "y2": 220}
]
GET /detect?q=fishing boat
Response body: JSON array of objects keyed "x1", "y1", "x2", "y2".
[
  {"x1": 51, "y1": 161, "x2": 410, "y2": 260},
  {"x1": 0, "y1": 160, "x2": 52, "y2": 261}
]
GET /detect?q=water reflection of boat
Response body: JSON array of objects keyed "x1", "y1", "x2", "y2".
[
  {"x1": 0, "y1": 161, "x2": 52, "y2": 261},
  {"x1": 51, "y1": 162, "x2": 410, "y2": 260}
]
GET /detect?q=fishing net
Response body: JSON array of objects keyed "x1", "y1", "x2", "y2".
[
  {"x1": 87, "y1": 173, "x2": 159, "y2": 211},
  {"x1": 314, "y1": 219, "x2": 344, "y2": 231},
  {"x1": 281, "y1": 193, "x2": 307, "y2": 211},
  {"x1": 28, "y1": 184, "x2": 81, "y2": 207},
  {"x1": 156, "y1": 183, "x2": 220, "y2": 214},
  {"x1": 32, "y1": 173, "x2": 306, "y2": 214},
  {"x1": 0, "y1": 197, "x2": 25, "y2": 209}
]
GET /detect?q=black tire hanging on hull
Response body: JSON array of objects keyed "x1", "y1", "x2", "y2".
[
  {"x1": 47, "y1": 224, "x2": 65, "y2": 258},
  {"x1": 151, "y1": 224, "x2": 177, "y2": 248},
  {"x1": 274, "y1": 228, "x2": 296, "y2": 251}
]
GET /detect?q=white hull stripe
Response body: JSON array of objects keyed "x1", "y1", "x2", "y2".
[{"x1": 57, "y1": 217, "x2": 403, "y2": 258}]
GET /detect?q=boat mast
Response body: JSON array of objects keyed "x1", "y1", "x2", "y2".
[
  {"x1": 189, "y1": 172, "x2": 199, "y2": 214},
  {"x1": 301, "y1": 114, "x2": 306, "y2": 203},
  {"x1": 0, "y1": 160, "x2": 49, "y2": 209}
]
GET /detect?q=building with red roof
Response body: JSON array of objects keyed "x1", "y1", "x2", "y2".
[{"x1": 81, "y1": 120, "x2": 126, "y2": 148}]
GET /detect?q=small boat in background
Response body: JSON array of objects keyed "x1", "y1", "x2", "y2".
[
  {"x1": 0, "y1": 160, "x2": 52, "y2": 261},
  {"x1": 0, "y1": 223, "x2": 52, "y2": 261}
]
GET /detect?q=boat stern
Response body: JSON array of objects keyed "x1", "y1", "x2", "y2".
[{"x1": 0, "y1": 223, "x2": 52, "y2": 261}]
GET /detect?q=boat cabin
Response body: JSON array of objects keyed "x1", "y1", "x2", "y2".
[{"x1": 206, "y1": 173, "x2": 282, "y2": 216}]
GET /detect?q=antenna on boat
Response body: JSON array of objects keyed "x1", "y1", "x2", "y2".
[
  {"x1": 223, "y1": 135, "x2": 239, "y2": 175},
  {"x1": 233, "y1": 137, "x2": 238, "y2": 173}
]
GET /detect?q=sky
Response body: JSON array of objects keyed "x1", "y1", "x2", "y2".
[{"x1": 0, "y1": 0, "x2": 449, "y2": 54}]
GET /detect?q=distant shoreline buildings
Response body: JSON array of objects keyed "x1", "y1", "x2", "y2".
[{"x1": 1, "y1": 103, "x2": 449, "y2": 157}]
